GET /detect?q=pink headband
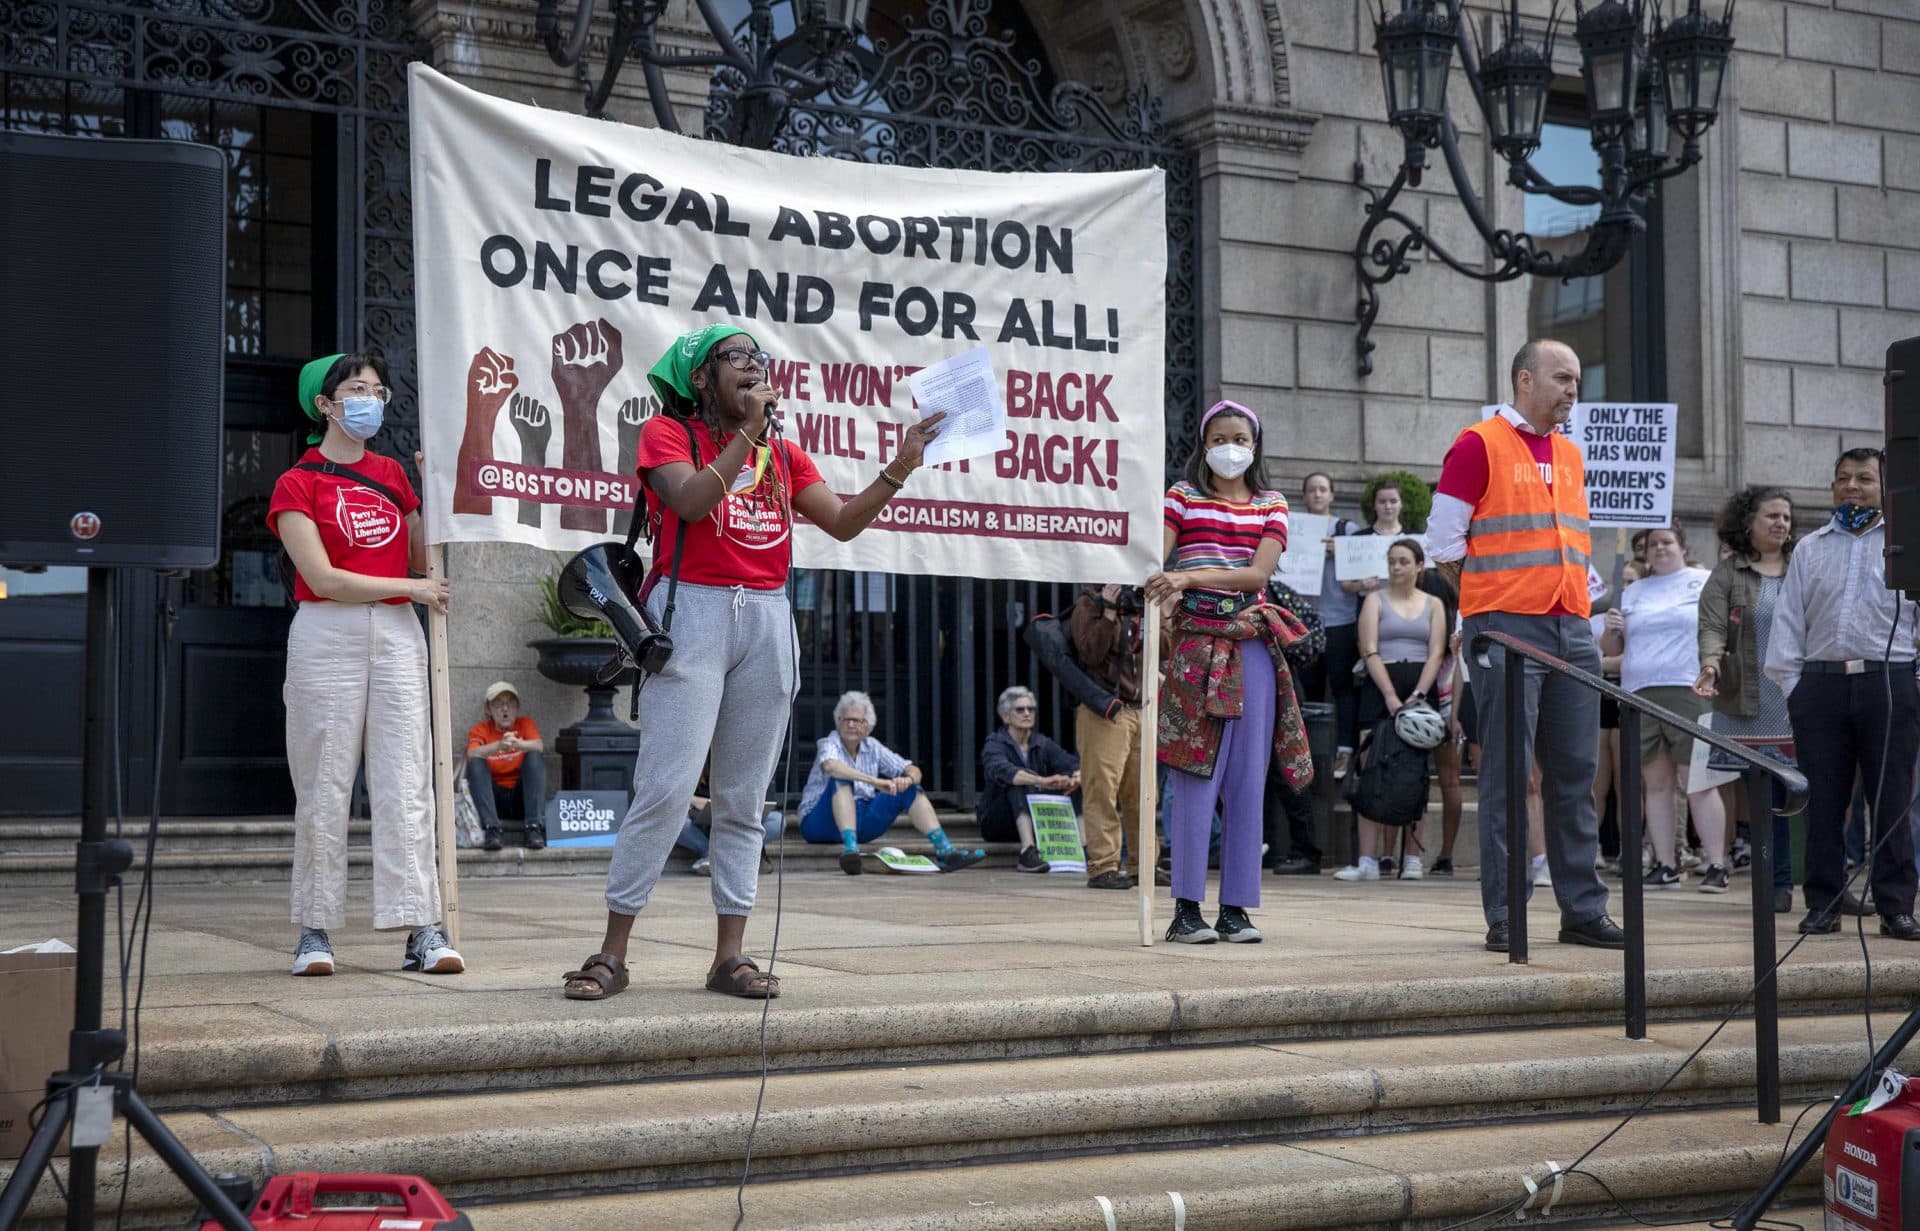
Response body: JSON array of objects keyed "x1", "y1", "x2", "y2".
[{"x1": 1201, "y1": 399, "x2": 1259, "y2": 438}]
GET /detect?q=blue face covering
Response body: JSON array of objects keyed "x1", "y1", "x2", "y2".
[
  {"x1": 337, "y1": 396, "x2": 384, "y2": 442},
  {"x1": 1833, "y1": 503, "x2": 1879, "y2": 532}
]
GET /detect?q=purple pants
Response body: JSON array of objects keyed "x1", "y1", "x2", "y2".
[{"x1": 1168, "y1": 638, "x2": 1275, "y2": 908}]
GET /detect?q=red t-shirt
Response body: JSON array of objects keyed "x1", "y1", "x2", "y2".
[
  {"x1": 467, "y1": 717, "x2": 541, "y2": 790},
  {"x1": 267, "y1": 449, "x2": 420, "y2": 605},
  {"x1": 636, "y1": 416, "x2": 823, "y2": 590},
  {"x1": 1437, "y1": 422, "x2": 1575, "y2": 618}
]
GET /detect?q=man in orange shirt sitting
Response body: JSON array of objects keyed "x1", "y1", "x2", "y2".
[{"x1": 465, "y1": 681, "x2": 547, "y2": 851}]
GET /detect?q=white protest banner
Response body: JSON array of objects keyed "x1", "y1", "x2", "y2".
[
  {"x1": 408, "y1": 65, "x2": 1166, "y2": 584},
  {"x1": 1570, "y1": 403, "x2": 1676, "y2": 529},
  {"x1": 1273, "y1": 511, "x2": 1330, "y2": 596},
  {"x1": 1333, "y1": 533, "x2": 1426, "y2": 582},
  {"x1": 1475, "y1": 402, "x2": 1675, "y2": 528}
]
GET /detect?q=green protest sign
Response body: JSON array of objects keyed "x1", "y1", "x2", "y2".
[
  {"x1": 1027, "y1": 794, "x2": 1085, "y2": 874},
  {"x1": 872, "y1": 847, "x2": 940, "y2": 874}
]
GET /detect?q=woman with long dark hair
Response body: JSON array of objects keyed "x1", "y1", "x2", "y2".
[
  {"x1": 1695, "y1": 486, "x2": 1798, "y2": 911},
  {"x1": 1150, "y1": 401, "x2": 1313, "y2": 945},
  {"x1": 563, "y1": 324, "x2": 942, "y2": 1001}
]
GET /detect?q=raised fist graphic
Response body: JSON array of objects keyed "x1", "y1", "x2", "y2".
[
  {"x1": 552, "y1": 319, "x2": 623, "y2": 533},
  {"x1": 611, "y1": 394, "x2": 657, "y2": 540},
  {"x1": 509, "y1": 392, "x2": 553, "y2": 530},
  {"x1": 455, "y1": 347, "x2": 518, "y2": 516}
]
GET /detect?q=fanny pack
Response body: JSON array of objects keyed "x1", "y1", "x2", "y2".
[{"x1": 1180, "y1": 589, "x2": 1260, "y2": 619}]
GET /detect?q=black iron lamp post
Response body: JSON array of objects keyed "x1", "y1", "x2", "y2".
[
  {"x1": 536, "y1": 0, "x2": 874, "y2": 147},
  {"x1": 1353, "y1": 0, "x2": 1735, "y2": 375}
]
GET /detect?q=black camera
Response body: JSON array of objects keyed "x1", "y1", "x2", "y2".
[{"x1": 559, "y1": 544, "x2": 674, "y2": 677}]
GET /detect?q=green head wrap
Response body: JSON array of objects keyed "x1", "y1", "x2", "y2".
[
  {"x1": 646, "y1": 324, "x2": 760, "y2": 407},
  {"x1": 298, "y1": 353, "x2": 345, "y2": 445}
]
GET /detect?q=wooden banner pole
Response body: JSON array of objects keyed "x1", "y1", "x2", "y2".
[
  {"x1": 1137, "y1": 597, "x2": 1162, "y2": 946},
  {"x1": 427, "y1": 543, "x2": 462, "y2": 949}
]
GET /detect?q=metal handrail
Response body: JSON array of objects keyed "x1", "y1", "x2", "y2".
[{"x1": 1469, "y1": 630, "x2": 1808, "y2": 1125}]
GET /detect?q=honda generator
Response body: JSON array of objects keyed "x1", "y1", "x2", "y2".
[
  {"x1": 198, "y1": 1173, "x2": 472, "y2": 1231},
  {"x1": 1824, "y1": 1077, "x2": 1920, "y2": 1231}
]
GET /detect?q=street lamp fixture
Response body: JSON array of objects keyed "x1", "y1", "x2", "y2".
[
  {"x1": 536, "y1": 0, "x2": 876, "y2": 147},
  {"x1": 1352, "y1": 0, "x2": 1736, "y2": 375}
]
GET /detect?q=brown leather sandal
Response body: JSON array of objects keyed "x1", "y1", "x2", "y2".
[
  {"x1": 562, "y1": 952, "x2": 629, "y2": 1001},
  {"x1": 705, "y1": 955, "x2": 780, "y2": 999}
]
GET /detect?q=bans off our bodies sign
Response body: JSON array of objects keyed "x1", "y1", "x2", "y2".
[{"x1": 409, "y1": 66, "x2": 1167, "y2": 582}]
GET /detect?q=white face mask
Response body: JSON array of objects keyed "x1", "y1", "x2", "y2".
[{"x1": 1206, "y1": 443, "x2": 1254, "y2": 480}]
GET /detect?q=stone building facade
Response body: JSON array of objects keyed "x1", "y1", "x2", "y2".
[{"x1": 410, "y1": 0, "x2": 1920, "y2": 735}]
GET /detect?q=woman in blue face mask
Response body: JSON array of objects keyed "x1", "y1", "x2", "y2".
[{"x1": 265, "y1": 352, "x2": 463, "y2": 980}]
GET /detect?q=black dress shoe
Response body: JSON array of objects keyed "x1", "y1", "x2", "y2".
[
  {"x1": 1772, "y1": 887, "x2": 1793, "y2": 914},
  {"x1": 1836, "y1": 891, "x2": 1873, "y2": 916},
  {"x1": 1881, "y1": 913, "x2": 1920, "y2": 940},
  {"x1": 1799, "y1": 909, "x2": 1841, "y2": 934},
  {"x1": 1558, "y1": 915, "x2": 1626, "y2": 949},
  {"x1": 1485, "y1": 922, "x2": 1509, "y2": 952},
  {"x1": 1269, "y1": 855, "x2": 1320, "y2": 876}
]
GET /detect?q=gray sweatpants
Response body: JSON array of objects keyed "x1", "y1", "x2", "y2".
[
  {"x1": 605, "y1": 581, "x2": 797, "y2": 917},
  {"x1": 1465, "y1": 610, "x2": 1610, "y2": 929}
]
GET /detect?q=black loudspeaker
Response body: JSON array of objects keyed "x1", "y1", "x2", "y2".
[
  {"x1": 1889, "y1": 336, "x2": 1920, "y2": 594},
  {"x1": 0, "y1": 131, "x2": 225, "y2": 568}
]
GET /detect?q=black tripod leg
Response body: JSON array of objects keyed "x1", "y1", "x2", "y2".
[
  {"x1": 121, "y1": 1093, "x2": 254, "y2": 1231},
  {"x1": 0, "y1": 1093, "x2": 71, "y2": 1230}
]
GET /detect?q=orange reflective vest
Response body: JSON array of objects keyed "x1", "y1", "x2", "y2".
[{"x1": 1458, "y1": 416, "x2": 1593, "y2": 619}]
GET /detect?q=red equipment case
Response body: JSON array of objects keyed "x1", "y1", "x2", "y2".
[
  {"x1": 1824, "y1": 1078, "x2": 1920, "y2": 1231},
  {"x1": 199, "y1": 1173, "x2": 472, "y2": 1231}
]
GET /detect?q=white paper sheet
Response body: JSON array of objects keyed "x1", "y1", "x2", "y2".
[
  {"x1": 1333, "y1": 533, "x2": 1428, "y2": 582},
  {"x1": 907, "y1": 346, "x2": 1006, "y2": 467},
  {"x1": 1273, "y1": 512, "x2": 1330, "y2": 597}
]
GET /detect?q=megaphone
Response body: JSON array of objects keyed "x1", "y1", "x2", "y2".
[{"x1": 557, "y1": 544, "x2": 673, "y2": 677}]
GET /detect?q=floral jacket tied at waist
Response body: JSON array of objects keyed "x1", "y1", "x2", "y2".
[{"x1": 1157, "y1": 602, "x2": 1315, "y2": 789}]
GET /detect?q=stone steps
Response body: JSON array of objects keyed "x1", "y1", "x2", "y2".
[{"x1": 11, "y1": 1011, "x2": 1873, "y2": 1227}]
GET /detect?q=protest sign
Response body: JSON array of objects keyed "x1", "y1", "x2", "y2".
[
  {"x1": 544, "y1": 790, "x2": 628, "y2": 847},
  {"x1": 1475, "y1": 403, "x2": 1675, "y2": 528},
  {"x1": 1333, "y1": 533, "x2": 1426, "y2": 582},
  {"x1": 1274, "y1": 511, "x2": 1330, "y2": 596},
  {"x1": 408, "y1": 65, "x2": 1166, "y2": 584},
  {"x1": 1027, "y1": 793, "x2": 1086, "y2": 873},
  {"x1": 872, "y1": 847, "x2": 940, "y2": 874}
]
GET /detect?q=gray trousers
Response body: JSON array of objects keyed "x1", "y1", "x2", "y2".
[
  {"x1": 605, "y1": 582, "x2": 797, "y2": 917},
  {"x1": 1466, "y1": 611, "x2": 1610, "y2": 928}
]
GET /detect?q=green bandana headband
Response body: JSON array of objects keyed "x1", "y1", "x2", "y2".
[
  {"x1": 298, "y1": 353, "x2": 345, "y2": 445},
  {"x1": 647, "y1": 323, "x2": 760, "y2": 406}
]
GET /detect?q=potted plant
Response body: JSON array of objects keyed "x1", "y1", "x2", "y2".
[{"x1": 528, "y1": 563, "x2": 624, "y2": 688}]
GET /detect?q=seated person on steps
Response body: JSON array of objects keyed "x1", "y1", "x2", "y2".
[
  {"x1": 464, "y1": 680, "x2": 546, "y2": 851},
  {"x1": 979, "y1": 684, "x2": 1082, "y2": 873},
  {"x1": 799, "y1": 690, "x2": 986, "y2": 874},
  {"x1": 677, "y1": 765, "x2": 785, "y2": 876}
]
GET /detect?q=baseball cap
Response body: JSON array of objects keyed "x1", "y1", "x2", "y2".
[{"x1": 484, "y1": 681, "x2": 519, "y2": 704}]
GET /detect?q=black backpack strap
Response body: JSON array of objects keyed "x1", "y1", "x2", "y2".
[{"x1": 296, "y1": 461, "x2": 406, "y2": 511}]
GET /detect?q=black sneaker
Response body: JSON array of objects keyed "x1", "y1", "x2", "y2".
[
  {"x1": 1698, "y1": 864, "x2": 1730, "y2": 894},
  {"x1": 1430, "y1": 857, "x2": 1455, "y2": 877},
  {"x1": 1016, "y1": 846, "x2": 1050, "y2": 873},
  {"x1": 481, "y1": 827, "x2": 504, "y2": 852},
  {"x1": 1773, "y1": 887, "x2": 1794, "y2": 914},
  {"x1": 1643, "y1": 862, "x2": 1684, "y2": 890},
  {"x1": 1214, "y1": 906, "x2": 1262, "y2": 943},
  {"x1": 523, "y1": 823, "x2": 547, "y2": 851},
  {"x1": 1269, "y1": 855, "x2": 1320, "y2": 876},
  {"x1": 1086, "y1": 870, "x2": 1136, "y2": 889},
  {"x1": 1165, "y1": 899, "x2": 1218, "y2": 944},
  {"x1": 1485, "y1": 921, "x2": 1509, "y2": 953},
  {"x1": 839, "y1": 849, "x2": 863, "y2": 876},
  {"x1": 934, "y1": 847, "x2": 987, "y2": 873},
  {"x1": 1730, "y1": 838, "x2": 1751, "y2": 871}
]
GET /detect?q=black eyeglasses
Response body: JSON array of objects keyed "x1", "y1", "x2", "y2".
[{"x1": 713, "y1": 348, "x2": 771, "y2": 372}]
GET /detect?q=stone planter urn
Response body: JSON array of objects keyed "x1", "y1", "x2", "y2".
[{"x1": 529, "y1": 637, "x2": 638, "y2": 793}]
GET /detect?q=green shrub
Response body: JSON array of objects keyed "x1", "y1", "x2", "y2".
[
  {"x1": 535, "y1": 557, "x2": 614, "y2": 638},
  {"x1": 1360, "y1": 470, "x2": 1433, "y2": 533}
]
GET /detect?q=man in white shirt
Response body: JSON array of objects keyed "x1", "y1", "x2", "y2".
[{"x1": 1765, "y1": 448, "x2": 1920, "y2": 939}]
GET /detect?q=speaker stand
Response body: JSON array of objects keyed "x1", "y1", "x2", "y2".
[{"x1": 0, "y1": 569, "x2": 252, "y2": 1231}]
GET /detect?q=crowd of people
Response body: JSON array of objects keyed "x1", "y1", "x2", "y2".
[{"x1": 265, "y1": 330, "x2": 1916, "y2": 992}]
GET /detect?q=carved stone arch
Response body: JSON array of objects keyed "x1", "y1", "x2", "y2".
[{"x1": 1009, "y1": 0, "x2": 1292, "y2": 115}]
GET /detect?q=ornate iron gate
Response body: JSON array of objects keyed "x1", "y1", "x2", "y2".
[{"x1": 708, "y1": 0, "x2": 1200, "y2": 803}]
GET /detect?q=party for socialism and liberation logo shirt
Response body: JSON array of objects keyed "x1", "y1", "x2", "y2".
[{"x1": 267, "y1": 448, "x2": 420, "y2": 604}]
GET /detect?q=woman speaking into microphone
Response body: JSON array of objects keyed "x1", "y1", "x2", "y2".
[{"x1": 564, "y1": 324, "x2": 943, "y2": 1002}]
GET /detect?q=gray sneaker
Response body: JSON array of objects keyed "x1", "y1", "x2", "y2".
[
  {"x1": 291, "y1": 928, "x2": 334, "y2": 977},
  {"x1": 402, "y1": 924, "x2": 465, "y2": 974}
]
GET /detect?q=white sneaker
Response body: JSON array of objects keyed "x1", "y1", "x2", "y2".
[
  {"x1": 1333, "y1": 746, "x2": 1353, "y2": 779},
  {"x1": 1531, "y1": 855, "x2": 1552, "y2": 887},
  {"x1": 1333, "y1": 858, "x2": 1380, "y2": 882},
  {"x1": 402, "y1": 924, "x2": 465, "y2": 974},
  {"x1": 690, "y1": 855, "x2": 712, "y2": 877},
  {"x1": 290, "y1": 928, "x2": 333, "y2": 977},
  {"x1": 1400, "y1": 855, "x2": 1424, "y2": 880}
]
